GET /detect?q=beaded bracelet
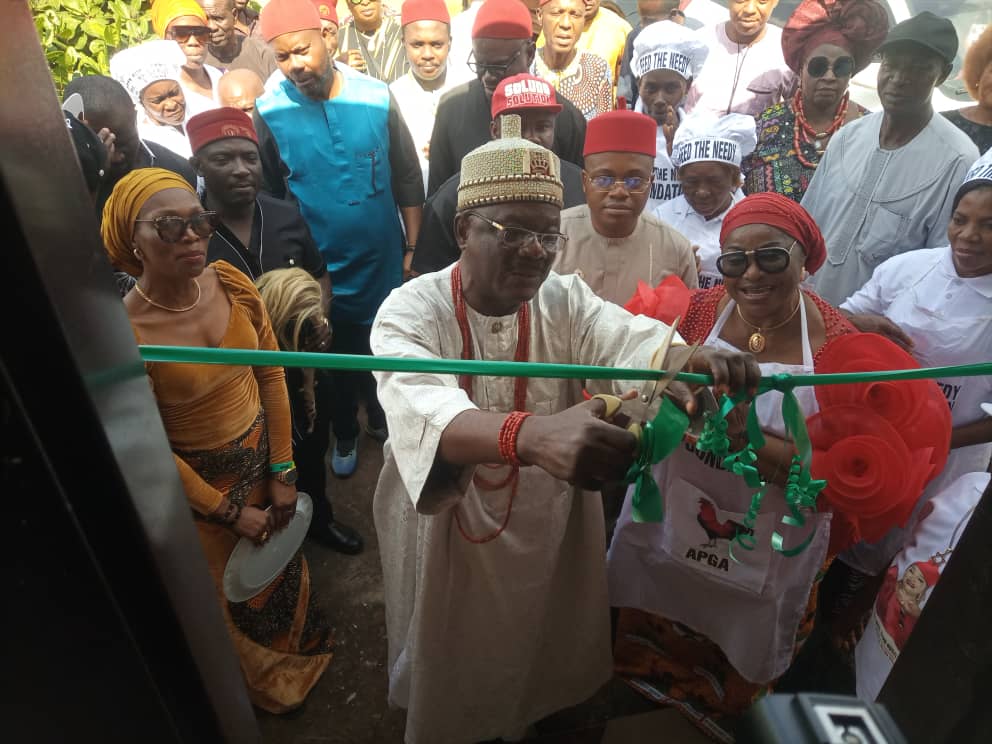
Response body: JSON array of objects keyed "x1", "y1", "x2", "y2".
[{"x1": 497, "y1": 411, "x2": 532, "y2": 467}]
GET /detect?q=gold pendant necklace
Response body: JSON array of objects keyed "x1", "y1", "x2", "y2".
[
  {"x1": 735, "y1": 294, "x2": 802, "y2": 353},
  {"x1": 134, "y1": 279, "x2": 201, "y2": 312}
]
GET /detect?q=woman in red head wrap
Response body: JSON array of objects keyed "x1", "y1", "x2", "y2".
[
  {"x1": 611, "y1": 193, "x2": 862, "y2": 733},
  {"x1": 742, "y1": 0, "x2": 888, "y2": 202}
]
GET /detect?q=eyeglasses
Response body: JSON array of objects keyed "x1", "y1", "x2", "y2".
[
  {"x1": 806, "y1": 55, "x2": 854, "y2": 79},
  {"x1": 169, "y1": 26, "x2": 211, "y2": 43},
  {"x1": 716, "y1": 242, "x2": 797, "y2": 277},
  {"x1": 587, "y1": 175, "x2": 651, "y2": 193},
  {"x1": 467, "y1": 212, "x2": 568, "y2": 254},
  {"x1": 347, "y1": 0, "x2": 378, "y2": 5},
  {"x1": 467, "y1": 48, "x2": 524, "y2": 77},
  {"x1": 134, "y1": 212, "x2": 221, "y2": 243}
]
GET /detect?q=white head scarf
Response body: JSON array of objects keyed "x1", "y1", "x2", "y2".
[{"x1": 110, "y1": 40, "x2": 186, "y2": 104}]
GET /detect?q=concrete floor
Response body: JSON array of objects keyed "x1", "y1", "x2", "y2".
[{"x1": 256, "y1": 428, "x2": 709, "y2": 744}]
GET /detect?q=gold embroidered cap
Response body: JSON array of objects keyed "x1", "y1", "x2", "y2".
[{"x1": 457, "y1": 114, "x2": 564, "y2": 210}]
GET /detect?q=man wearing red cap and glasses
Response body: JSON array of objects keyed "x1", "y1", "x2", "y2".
[
  {"x1": 413, "y1": 72, "x2": 587, "y2": 275},
  {"x1": 554, "y1": 110, "x2": 697, "y2": 307},
  {"x1": 255, "y1": 0, "x2": 424, "y2": 478},
  {"x1": 426, "y1": 0, "x2": 587, "y2": 195}
]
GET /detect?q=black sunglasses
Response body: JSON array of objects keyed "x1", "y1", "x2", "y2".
[
  {"x1": 467, "y1": 48, "x2": 524, "y2": 77},
  {"x1": 134, "y1": 211, "x2": 221, "y2": 243},
  {"x1": 716, "y1": 243, "x2": 796, "y2": 278},
  {"x1": 169, "y1": 26, "x2": 211, "y2": 43},
  {"x1": 806, "y1": 55, "x2": 855, "y2": 79}
]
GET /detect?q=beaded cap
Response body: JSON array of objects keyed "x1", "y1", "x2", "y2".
[{"x1": 457, "y1": 114, "x2": 564, "y2": 210}]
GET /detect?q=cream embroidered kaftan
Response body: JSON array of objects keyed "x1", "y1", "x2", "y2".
[{"x1": 370, "y1": 266, "x2": 677, "y2": 744}]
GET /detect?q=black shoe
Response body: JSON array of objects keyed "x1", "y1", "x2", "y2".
[
  {"x1": 364, "y1": 415, "x2": 388, "y2": 443},
  {"x1": 308, "y1": 519, "x2": 364, "y2": 555}
]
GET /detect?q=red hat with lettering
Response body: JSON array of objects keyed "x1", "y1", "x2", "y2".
[
  {"x1": 260, "y1": 0, "x2": 320, "y2": 43},
  {"x1": 310, "y1": 0, "x2": 338, "y2": 25},
  {"x1": 402, "y1": 0, "x2": 450, "y2": 26},
  {"x1": 583, "y1": 110, "x2": 657, "y2": 158},
  {"x1": 491, "y1": 73, "x2": 563, "y2": 118},
  {"x1": 472, "y1": 0, "x2": 533, "y2": 39},
  {"x1": 187, "y1": 107, "x2": 258, "y2": 154}
]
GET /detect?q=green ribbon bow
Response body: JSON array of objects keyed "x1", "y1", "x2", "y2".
[{"x1": 624, "y1": 398, "x2": 689, "y2": 523}]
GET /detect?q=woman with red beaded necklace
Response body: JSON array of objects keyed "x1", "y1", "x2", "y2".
[{"x1": 742, "y1": 0, "x2": 888, "y2": 202}]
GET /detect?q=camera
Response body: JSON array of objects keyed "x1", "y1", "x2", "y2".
[{"x1": 740, "y1": 693, "x2": 906, "y2": 744}]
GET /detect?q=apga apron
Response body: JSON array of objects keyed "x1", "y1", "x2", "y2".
[
  {"x1": 608, "y1": 295, "x2": 831, "y2": 683},
  {"x1": 842, "y1": 251, "x2": 992, "y2": 575}
]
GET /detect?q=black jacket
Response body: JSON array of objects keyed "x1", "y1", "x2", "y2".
[{"x1": 426, "y1": 78, "x2": 586, "y2": 197}]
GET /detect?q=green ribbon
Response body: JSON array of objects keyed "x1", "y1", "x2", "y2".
[
  {"x1": 132, "y1": 345, "x2": 992, "y2": 554},
  {"x1": 136, "y1": 345, "x2": 992, "y2": 389},
  {"x1": 625, "y1": 398, "x2": 689, "y2": 523}
]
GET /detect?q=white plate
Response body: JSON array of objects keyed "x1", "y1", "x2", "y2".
[
  {"x1": 982, "y1": 403, "x2": 992, "y2": 418},
  {"x1": 223, "y1": 492, "x2": 313, "y2": 603}
]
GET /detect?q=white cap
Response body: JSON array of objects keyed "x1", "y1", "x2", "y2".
[
  {"x1": 110, "y1": 40, "x2": 186, "y2": 104},
  {"x1": 632, "y1": 20, "x2": 709, "y2": 81},
  {"x1": 670, "y1": 111, "x2": 757, "y2": 170},
  {"x1": 963, "y1": 149, "x2": 992, "y2": 188}
]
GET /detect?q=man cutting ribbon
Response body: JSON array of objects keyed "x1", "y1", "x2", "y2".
[{"x1": 369, "y1": 115, "x2": 759, "y2": 743}]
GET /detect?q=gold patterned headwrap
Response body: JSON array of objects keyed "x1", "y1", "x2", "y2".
[
  {"x1": 457, "y1": 114, "x2": 564, "y2": 210},
  {"x1": 101, "y1": 168, "x2": 197, "y2": 277},
  {"x1": 150, "y1": 0, "x2": 208, "y2": 37}
]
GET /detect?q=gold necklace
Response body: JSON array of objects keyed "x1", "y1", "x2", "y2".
[
  {"x1": 134, "y1": 279, "x2": 201, "y2": 312},
  {"x1": 735, "y1": 294, "x2": 802, "y2": 353}
]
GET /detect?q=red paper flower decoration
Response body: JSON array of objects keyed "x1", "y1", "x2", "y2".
[
  {"x1": 808, "y1": 397, "x2": 947, "y2": 552},
  {"x1": 814, "y1": 332, "x2": 951, "y2": 488},
  {"x1": 624, "y1": 275, "x2": 691, "y2": 327}
]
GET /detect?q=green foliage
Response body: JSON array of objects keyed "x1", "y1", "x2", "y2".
[{"x1": 31, "y1": 0, "x2": 153, "y2": 96}]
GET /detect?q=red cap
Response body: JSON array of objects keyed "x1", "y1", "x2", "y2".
[
  {"x1": 260, "y1": 0, "x2": 321, "y2": 42},
  {"x1": 472, "y1": 0, "x2": 532, "y2": 40},
  {"x1": 720, "y1": 193, "x2": 826, "y2": 274},
  {"x1": 401, "y1": 0, "x2": 450, "y2": 26},
  {"x1": 187, "y1": 107, "x2": 258, "y2": 154},
  {"x1": 583, "y1": 110, "x2": 656, "y2": 158},
  {"x1": 310, "y1": 0, "x2": 338, "y2": 25},
  {"x1": 490, "y1": 73, "x2": 562, "y2": 118},
  {"x1": 911, "y1": 560, "x2": 941, "y2": 587}
]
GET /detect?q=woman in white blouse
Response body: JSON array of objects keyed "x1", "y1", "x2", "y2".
[{"x1": 840, "y1": 152, "x2": 992, "y2": 574}]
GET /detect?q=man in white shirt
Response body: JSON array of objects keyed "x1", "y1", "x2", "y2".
[
  {"x1": 802, "y1": 12, "x2": 980, "y2": 306},
  {"x1": 630, "y1": 20, "x2": 709, "y2": 210},
  {"x1": 371, "y1": 115, "x2": 759, "y2": 744},
  {"x1": 446, "y1": 0, "x2": 484, "y2": 85},
  {"x1": 685, "y1": 0, "x2": 793, "y2": 118},
  {"x1": 390, "y1": 0, "x2": 455, "y2": 188}
]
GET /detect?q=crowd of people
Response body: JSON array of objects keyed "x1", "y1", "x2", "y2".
[{"x1": 57, "y1": 0, "x2": 992, "y2": 740}]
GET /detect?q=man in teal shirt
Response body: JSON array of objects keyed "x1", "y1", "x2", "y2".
[{"x1": 255, "y1": 0, "x2": 424, "y2": 476}]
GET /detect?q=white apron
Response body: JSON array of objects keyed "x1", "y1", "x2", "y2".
[
  {"x1": 608, "y1": 296, "x2": 832, "y2": 683},
  {"x1": 855, "y1": 471, "x2": 991, "y2": 701},
  {"x1": 842, "y1": 261, "x2": 992, "y2": 574}
]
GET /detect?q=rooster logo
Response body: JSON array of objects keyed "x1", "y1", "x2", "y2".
[{"x1": 696, "y1": 497, "x2": 752, "y2": 548}]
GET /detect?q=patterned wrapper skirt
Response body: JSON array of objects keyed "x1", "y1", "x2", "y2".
[
  {"x1": 613, "y1": 560, "x2": 828, "y2": 743},
  {"x1": 176, "y1": 410, "x2": 332, "y2": 713}
]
